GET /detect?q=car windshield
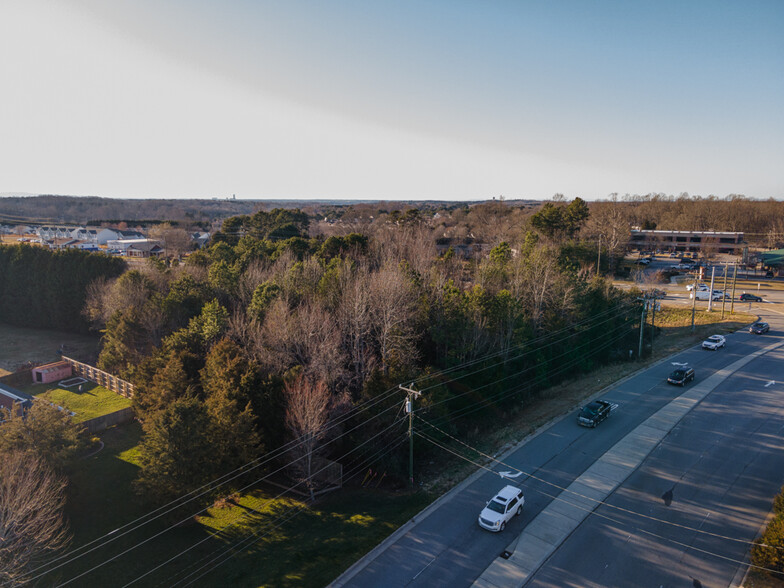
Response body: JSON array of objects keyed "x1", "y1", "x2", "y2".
[
  {"x1": 486, "y1": 499, "x2": 506, "y2": 514},
  {"x1": 708, "y1": 336, "x2": 721, "y2": 342},
  {"x1": 580, "y1": 403, "x2": 601, "y2": 417},
  {"x1": 670, "y1": 370, "x2": 684, "y2": 378}
]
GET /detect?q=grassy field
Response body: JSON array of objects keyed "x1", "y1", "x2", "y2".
[
  {"x1": 0, "y1": 323, "x2": 100, "y2": 376},
  {"x1": 23, "y1": 381, "x2": 132, "y2": 422},
  {"x1": 48, "y1": 306, "x2": 760, "y2": 587}
]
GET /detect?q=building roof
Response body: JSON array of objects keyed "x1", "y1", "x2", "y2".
[
  {"x1": 630, "y1": 229, "x2": 744, "y2": 237},
  {"x1": 127, "y1": 241, "x2": 164, "y2": 252},
  {"x1": 0, "y1": 382, "x2": 34, "y2": 404},
  {"x1": 760, "y1": 249, "x2": 784, "y2": 266}
]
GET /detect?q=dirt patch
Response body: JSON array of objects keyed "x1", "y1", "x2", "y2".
[{"x1": 0, "y1": 323, "x2": 101, "y2": 373}]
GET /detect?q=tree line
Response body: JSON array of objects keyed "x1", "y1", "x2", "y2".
[{"x1": 0, "y1": 245, "x2": 126, "y2": 333}]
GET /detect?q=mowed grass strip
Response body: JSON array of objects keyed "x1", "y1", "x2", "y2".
[{"x1": 24, "y1": 381, "x2": 132, "y2": 422}]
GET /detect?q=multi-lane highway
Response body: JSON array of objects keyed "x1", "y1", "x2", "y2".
[{"x1": 333, "y1": 292, "x2": 784, "y2": 588}]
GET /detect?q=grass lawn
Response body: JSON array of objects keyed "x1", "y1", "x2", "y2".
[{"x1": 23, "y1": 381, "x2": 132, "y2": 422}]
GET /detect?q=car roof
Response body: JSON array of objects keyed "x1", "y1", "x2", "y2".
[{"x1": 496, "y1": 485, "x2": 522, "y2": 501}]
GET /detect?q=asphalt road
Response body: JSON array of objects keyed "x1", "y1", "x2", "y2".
[
  {"x1": 527, "y1": 344, "x2": 784, "y2": 588},
  {"x1": 335, "y1": 294, "x2": 784, "y2": 588}
]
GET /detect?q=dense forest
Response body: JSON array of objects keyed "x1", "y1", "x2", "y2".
[{"x1": 70, "y1": 202, "x2": 639, "y2": 501}]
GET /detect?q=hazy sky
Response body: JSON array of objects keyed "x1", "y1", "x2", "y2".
[{"x1": 2, "y1": 0, "x2": 782, "y2": 200}]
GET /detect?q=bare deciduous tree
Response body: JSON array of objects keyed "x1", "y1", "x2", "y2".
[
  {"x1": 0, "y1": 451, "x2": 69, "y2": 586},
  {"x1": 367, "y1": 264, "x2": 420, "y2": 376},
  {"x1": 256, "y1": 298, "x2": 346, "y2": 388},
  {"x1": 284, "y1": 375, "x2": 331, "y2": 501},
  {"x1": 148, "y1": 223, "x2": 192, "y2": 258},
  {"x1": 337, "y1": 269, "x2": 377, "y2": 394}
]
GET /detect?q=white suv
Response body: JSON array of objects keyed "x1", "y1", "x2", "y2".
[
  {"x1": 478, "y1": 485, "x2": 525, "y2": 532},
  {"x1": 702, "y1": 335, "x2": 726, "y2": 350}
]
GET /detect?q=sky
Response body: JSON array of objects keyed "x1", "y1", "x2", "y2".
[{"x1": 1, "y1": 0, "x2": 782, "y2": 201}]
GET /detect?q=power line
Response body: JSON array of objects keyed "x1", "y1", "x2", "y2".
[
  {"x1": 164, "y1": 437, "x2": 410, "y2": 588},
  {"x1": 119, "y1": 427, "x2": 409, "y2": 588},
  {"x1": 416, "y1": 419, "x2": 784, "y2": 552},
  {"x1": 54, "y1": 416, "x2": 408, "y2": 587},
  {"x1": 28, "y1": 298, "x2": 635, "y2": 582}
]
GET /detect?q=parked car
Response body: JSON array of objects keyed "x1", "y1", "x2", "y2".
[
  {"x1": 667, "y1": 366, "x2": 695, "y2": 386},
  {"x1": 702, "y1": 335, "x2": 726, "y2": 350},
  {"x1": 750, "y1": 322, "x2": 770, "y2": 334},
  {"x1": 686, "y1": 283, "x2": 708, "y2": 291},
  {"x1": 740, "y1": 293, "x2": 762, "y2": 302},
  {"x1": 577, "y1": 400, "x2": 618, "y2": 428},
  {"x1": 669, "y1": 252, "x2": 679, "y2": 258},
  {"x1": 635, "y1": 258, "x2": 652, "y2": 265},
  {"x1": 478, "y1": 485, "x2": 525, "y2": 532}
]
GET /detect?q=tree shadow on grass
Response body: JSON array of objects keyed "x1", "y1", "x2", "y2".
[{"x1": 189, "y1": 488, "x2": 430, "y2": 588}]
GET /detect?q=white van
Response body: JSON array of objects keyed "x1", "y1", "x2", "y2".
[{"x1": 692, "y1": 290, "x2": 721, "y2": 301}]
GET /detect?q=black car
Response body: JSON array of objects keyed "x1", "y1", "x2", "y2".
[
  {"x1": 750, "y1": 322, "x2": 770, "y2": 334},
  {"x1": 740, "y1": 293, "x2": 762, "y2": 302},
  {"x1": 577, "y1": 400, "x2": 618, "y2": 428},
  {"x1": 667, "y1": 367, "x2": 695, "y2": 386}
]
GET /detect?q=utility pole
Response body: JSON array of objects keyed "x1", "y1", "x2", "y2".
[
  {"x1": 650, "y1": 297, "x2": 656, "y2": 351},
  {"x1": 638, "y1": 298, "x2": 647, "y2": 360},
  {"x1": 730, "y1": 263, "x2": 738, "y2": 314},
  {"x1": 721, "y1": 263, "x2": 729, "y2": 319},
  {"x1": 690, "y1": 271, "x2": 698, "y2": 332},
  {"x1": 400, "y1": 383, "x2": 421, "y2": 488},
  {"x1": 597, "y1": 234, "x2": 601, "y2": 277},
  {"x1": 707, "y1": 266, "x2": 716, "y2": 312}
]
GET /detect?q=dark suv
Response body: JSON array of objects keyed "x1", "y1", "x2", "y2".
[
  {"x1": 750, "y1": 322, "x2": 770, "y2": 334},
  {"x1": 667, "y1": 367, "x2": 695, "y2": 386},
  {"x1": 740, "y1": 293, "x2": 762, "y2": 302}
]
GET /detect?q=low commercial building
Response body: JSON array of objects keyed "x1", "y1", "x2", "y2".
[{"x1": 629, "y1": 229, "x2": 744, "y2": 254}]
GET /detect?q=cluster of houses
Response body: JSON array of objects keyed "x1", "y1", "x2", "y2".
[{"x1": 0, "y1": 224, "x2": 210, "y2": 258}]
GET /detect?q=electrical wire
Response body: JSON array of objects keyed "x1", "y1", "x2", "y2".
[
  {"x1": 128, "y1": 434, "x2": 408, "y2": 588},
  {"x1": 54, "y1": 416, "x2": 407, "y2": 588},
  {"x1": 417, "y1": 428, "x2": 784, "y2": 577},
  {"x1": 28, "y1": 299, "x2": 636, "y2": 583},
  {"x1": 416, "y1": 418, "x2": 784, "y2": 552},
  {"x1": 164, "y1": 436, "x2": 409, "y2": 588},
  {"x1": 24, "y1": 384, "x2": 406, "y2": 581},
  {"x1": 419, "y1": 308, "x2": 637, "y2": 415}
]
